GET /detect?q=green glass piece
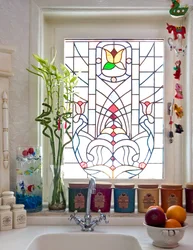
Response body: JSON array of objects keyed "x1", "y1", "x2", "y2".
[{"x1": 103, "y1": 62, "x2": 115, "y2": 70}]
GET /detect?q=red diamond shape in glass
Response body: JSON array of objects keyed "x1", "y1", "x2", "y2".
[
  {"x1": 109, "y1": 104, "x2": 119, "y2": 113},
  {"x1": 111, "y1": 49, "x2": 117, "y2": 57},
  {"x1": 111, "y1": 141, "x2": 116, "y2": 145},
  {"x1": 111, "y1": 124, "x2": 117, "y2": 129},
  {"x1": 110, "y1": 166, "x2": 116, "y2": 171},
  {"x1": 110, "y1": 114, "x2": 117, "y2": 120},
  {"x1": 111, "y1": 132, "x2": 116, "y2": 137}
]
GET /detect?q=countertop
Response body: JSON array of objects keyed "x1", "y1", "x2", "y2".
[{"x1": 0, "y1": 214, "x2": 193, "y2": 250}]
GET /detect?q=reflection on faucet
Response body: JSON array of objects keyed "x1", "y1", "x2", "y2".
[{"x1": 69, "y1": 177, "x2": 109, "y2": 231}]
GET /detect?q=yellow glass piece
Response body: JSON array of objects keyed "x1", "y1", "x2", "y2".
[
  {"x1": 114, "y1": 49, "x2": 124, "y2": 64},
  {"x1": 104, "y1": 49, "x2": 124, "y2": 64},
  {"x1": 105, "y1": 49, "x2": 114, "y2": 63},
  {"x1": 101, "y1": 128, "x2": 113, "y2": 134}
]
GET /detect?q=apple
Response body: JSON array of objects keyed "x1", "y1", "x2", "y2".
[{"x1": 145, "y1": 207, "x2": 166, "y2": 227}]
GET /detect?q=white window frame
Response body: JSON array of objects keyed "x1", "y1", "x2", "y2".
[{"x1": 29, "y1": 1, "x2": 193, "y2": 202}]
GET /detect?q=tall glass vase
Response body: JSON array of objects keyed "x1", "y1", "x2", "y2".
[
  {"x1": 48, "y1": 165, "x2": 66, "y2": 211},
  {"x1": 16, "y1": 146, "x2": 43, "y2": 212}
]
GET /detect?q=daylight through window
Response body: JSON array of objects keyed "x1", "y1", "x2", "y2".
[{"x1": 63, "y1": 39, "x2": 164, "y2": 179}]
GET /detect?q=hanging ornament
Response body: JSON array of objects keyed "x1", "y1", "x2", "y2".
[
  {"x1": 168, "y1": 102, "x2": 174, "y2": 143},
  {"x1": 175, "y1": 83, "x2": 183, "y2": 99},
  {"x1": 173, "y1": 60, "x2": 181, "y2": 79},
  {"x1": 175, "y1": 123, "x2": 184, "y2": 133},
  {"x1": 174, "y1": 103, "x2": 184, "y2": 118},
  {"x1": 167, "y1": 36, "x2": 187, "y2": 56},
  {"x1": 169, "y1": 0, "x2": 189, "y2": 18},
  {"x1": 166, "y1": 23, "x2": 186, "y2": 40}
]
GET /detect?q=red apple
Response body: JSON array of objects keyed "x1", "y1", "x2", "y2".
[{"x1": 145, "y1": 207, "x2": 166, "y2": 227}]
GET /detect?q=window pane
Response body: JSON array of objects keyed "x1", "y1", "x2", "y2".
[{"x1": 64, "y1": 39, "x2": 164, "y2": 179}]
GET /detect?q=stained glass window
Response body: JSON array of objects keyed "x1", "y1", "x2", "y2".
[{"x1": 64, "y1": 39, "x2": 164, "y2": 179}]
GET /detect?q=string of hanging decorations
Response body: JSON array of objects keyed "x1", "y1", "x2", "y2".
[{"x1": 167, "y1": 0, "x2": 189, "y2": 143}]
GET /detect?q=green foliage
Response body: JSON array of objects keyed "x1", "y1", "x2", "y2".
[
  {"x1": 27, "y1": 54, "x2": 78, "y2": 171},
  {"x1": 27, "y1": 54, "x2": 78, "y2": 208}
]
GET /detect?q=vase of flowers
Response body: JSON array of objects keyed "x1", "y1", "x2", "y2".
[{"x1": 27, "y1": 54, "x2": 78, "y2": 210}]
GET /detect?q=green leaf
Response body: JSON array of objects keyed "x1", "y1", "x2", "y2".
[
  {"x1": 33, "y1": 54, "x2": 48, "y2": 65},
  {"x1": 51, "y1": 65, "x2": 57, "y2": 71},
  {"x1": 70, "y1": 76, "x2": 78, "y2": 83},
  {"x1": 26, "y1": 68, "x2": 43, "y2": 78},
  {"x1": 103, "y1": 62, "x2": 115, "y2": 70}
]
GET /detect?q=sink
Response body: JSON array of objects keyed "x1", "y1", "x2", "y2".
[{"x1": 26, "y1": 232, "x2": 142, "y2": 250}]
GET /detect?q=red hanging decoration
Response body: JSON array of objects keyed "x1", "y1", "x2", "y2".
[{"x1": 173, "y1": 60, "x2": 181, "y2": 80}]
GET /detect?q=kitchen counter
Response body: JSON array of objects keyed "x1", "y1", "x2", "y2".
[
  {"x1": 1, "y1": 225, "x2": 193, "y2": 250},
  {"x1": 0, "y1": 214, "x2": 193, "y2": 250}
]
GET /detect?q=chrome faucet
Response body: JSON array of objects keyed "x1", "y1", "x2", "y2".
[{"x1": 69, "y1": 177, "x2": 109, "y2": 231}]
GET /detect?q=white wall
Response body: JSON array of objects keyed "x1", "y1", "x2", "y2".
[{"x1": 0, "y1": 0, "x2": 30, "y2": 190}]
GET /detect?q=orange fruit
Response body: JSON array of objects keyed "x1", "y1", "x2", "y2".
[
  {"x1": 147, "y1": 205, "x2": 164, "y2": 213},
  {"x1": 165, "y1": 219, "x2": 182, "y2": 228},
  {"x1": 166, "y1": 205, "x2": 186, "y2": 224}
]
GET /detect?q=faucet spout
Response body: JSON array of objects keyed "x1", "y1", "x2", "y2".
[{"x1": 85, "y1": 177, "x2": 96, "y2": 217}]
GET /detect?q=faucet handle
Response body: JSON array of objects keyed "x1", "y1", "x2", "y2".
[
  {"x1": 98, "y1": 209, "x2": 109, "y2": 224},
  {"x1": 69, "y1": 210, "x2": 78, "y2": 221}
]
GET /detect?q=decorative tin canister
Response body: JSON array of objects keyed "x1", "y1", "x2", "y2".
[
  {"x1": 137, "y1": 184, "x2": 159, "y2": 213},
  {"x1": 161, "y1": 184, "x2": 183, "y2": 212},
  {"x1": 185, "y1": 183, "x2": 193, "y2": 213},
  {"x1": 68, "y1": 183, "x2": 88, "y2": 212},
  {"x1": 114, "y1": 183, "x2": 135, "y2": 213},
  {"x1": 91, "y1": 182, "x2": 112, "y2": 212}
]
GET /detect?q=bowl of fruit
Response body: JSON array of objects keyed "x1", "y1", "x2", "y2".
[{"x1": 143, "y1": 205, "x2": 188, "y2": 248}]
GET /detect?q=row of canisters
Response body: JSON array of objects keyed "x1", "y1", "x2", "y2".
[{"x1": 68, "y1": 183, "x2": 193, "y2": 213}]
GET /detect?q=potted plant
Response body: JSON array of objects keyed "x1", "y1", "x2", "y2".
[{"x1": 27, "y1": 54, "x2": 78, "y2": 210}]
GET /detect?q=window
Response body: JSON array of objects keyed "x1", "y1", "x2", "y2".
[
  {"x1": 63, "y1": 39, "x2": 164, "y2": 179},
  {"x1": 40, "y1": 11, "x2": 187, "y2": 193}
]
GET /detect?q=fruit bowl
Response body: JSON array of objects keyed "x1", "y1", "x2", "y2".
[{"x1": 143, "y1": 222, "x2": 188, "y2": 249}]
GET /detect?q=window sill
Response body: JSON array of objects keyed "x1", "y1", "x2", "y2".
[{"x1": 27, "y1": 208, "x2": 193, "y2": 226}]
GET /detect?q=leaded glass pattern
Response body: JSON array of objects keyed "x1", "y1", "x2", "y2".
[{"x1": 64, "y1": 39, "x2": 164, "y2": 179}]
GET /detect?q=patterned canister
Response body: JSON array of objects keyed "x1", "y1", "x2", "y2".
[
  {"x1": 12, "y1": 204, "x2": 26, "y2": 229},
  {"x1": 0, "y1": 205, "x2": 12, "y2": 231},
  {"x1": 185, "y1": 183, "x2": 193, "y2": 213},
  {"x1": 68, "y1": 182, "x2": 88, "y2": 212},
  {"x1": 114, "y1": 183, "x2": 135, "y2": 213},
  {"x1": 91, "y1": 182, "x2": 112, "y2": 212},
  {"x1": 2, "y1": 191, "x2": 16, "y2": 207},
  {"x1": 137, "y1": 184, "x2": 159, "y2": 213},
  {"x1": 161, "y1": 184, "x2": 183, "y2": 212}
]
